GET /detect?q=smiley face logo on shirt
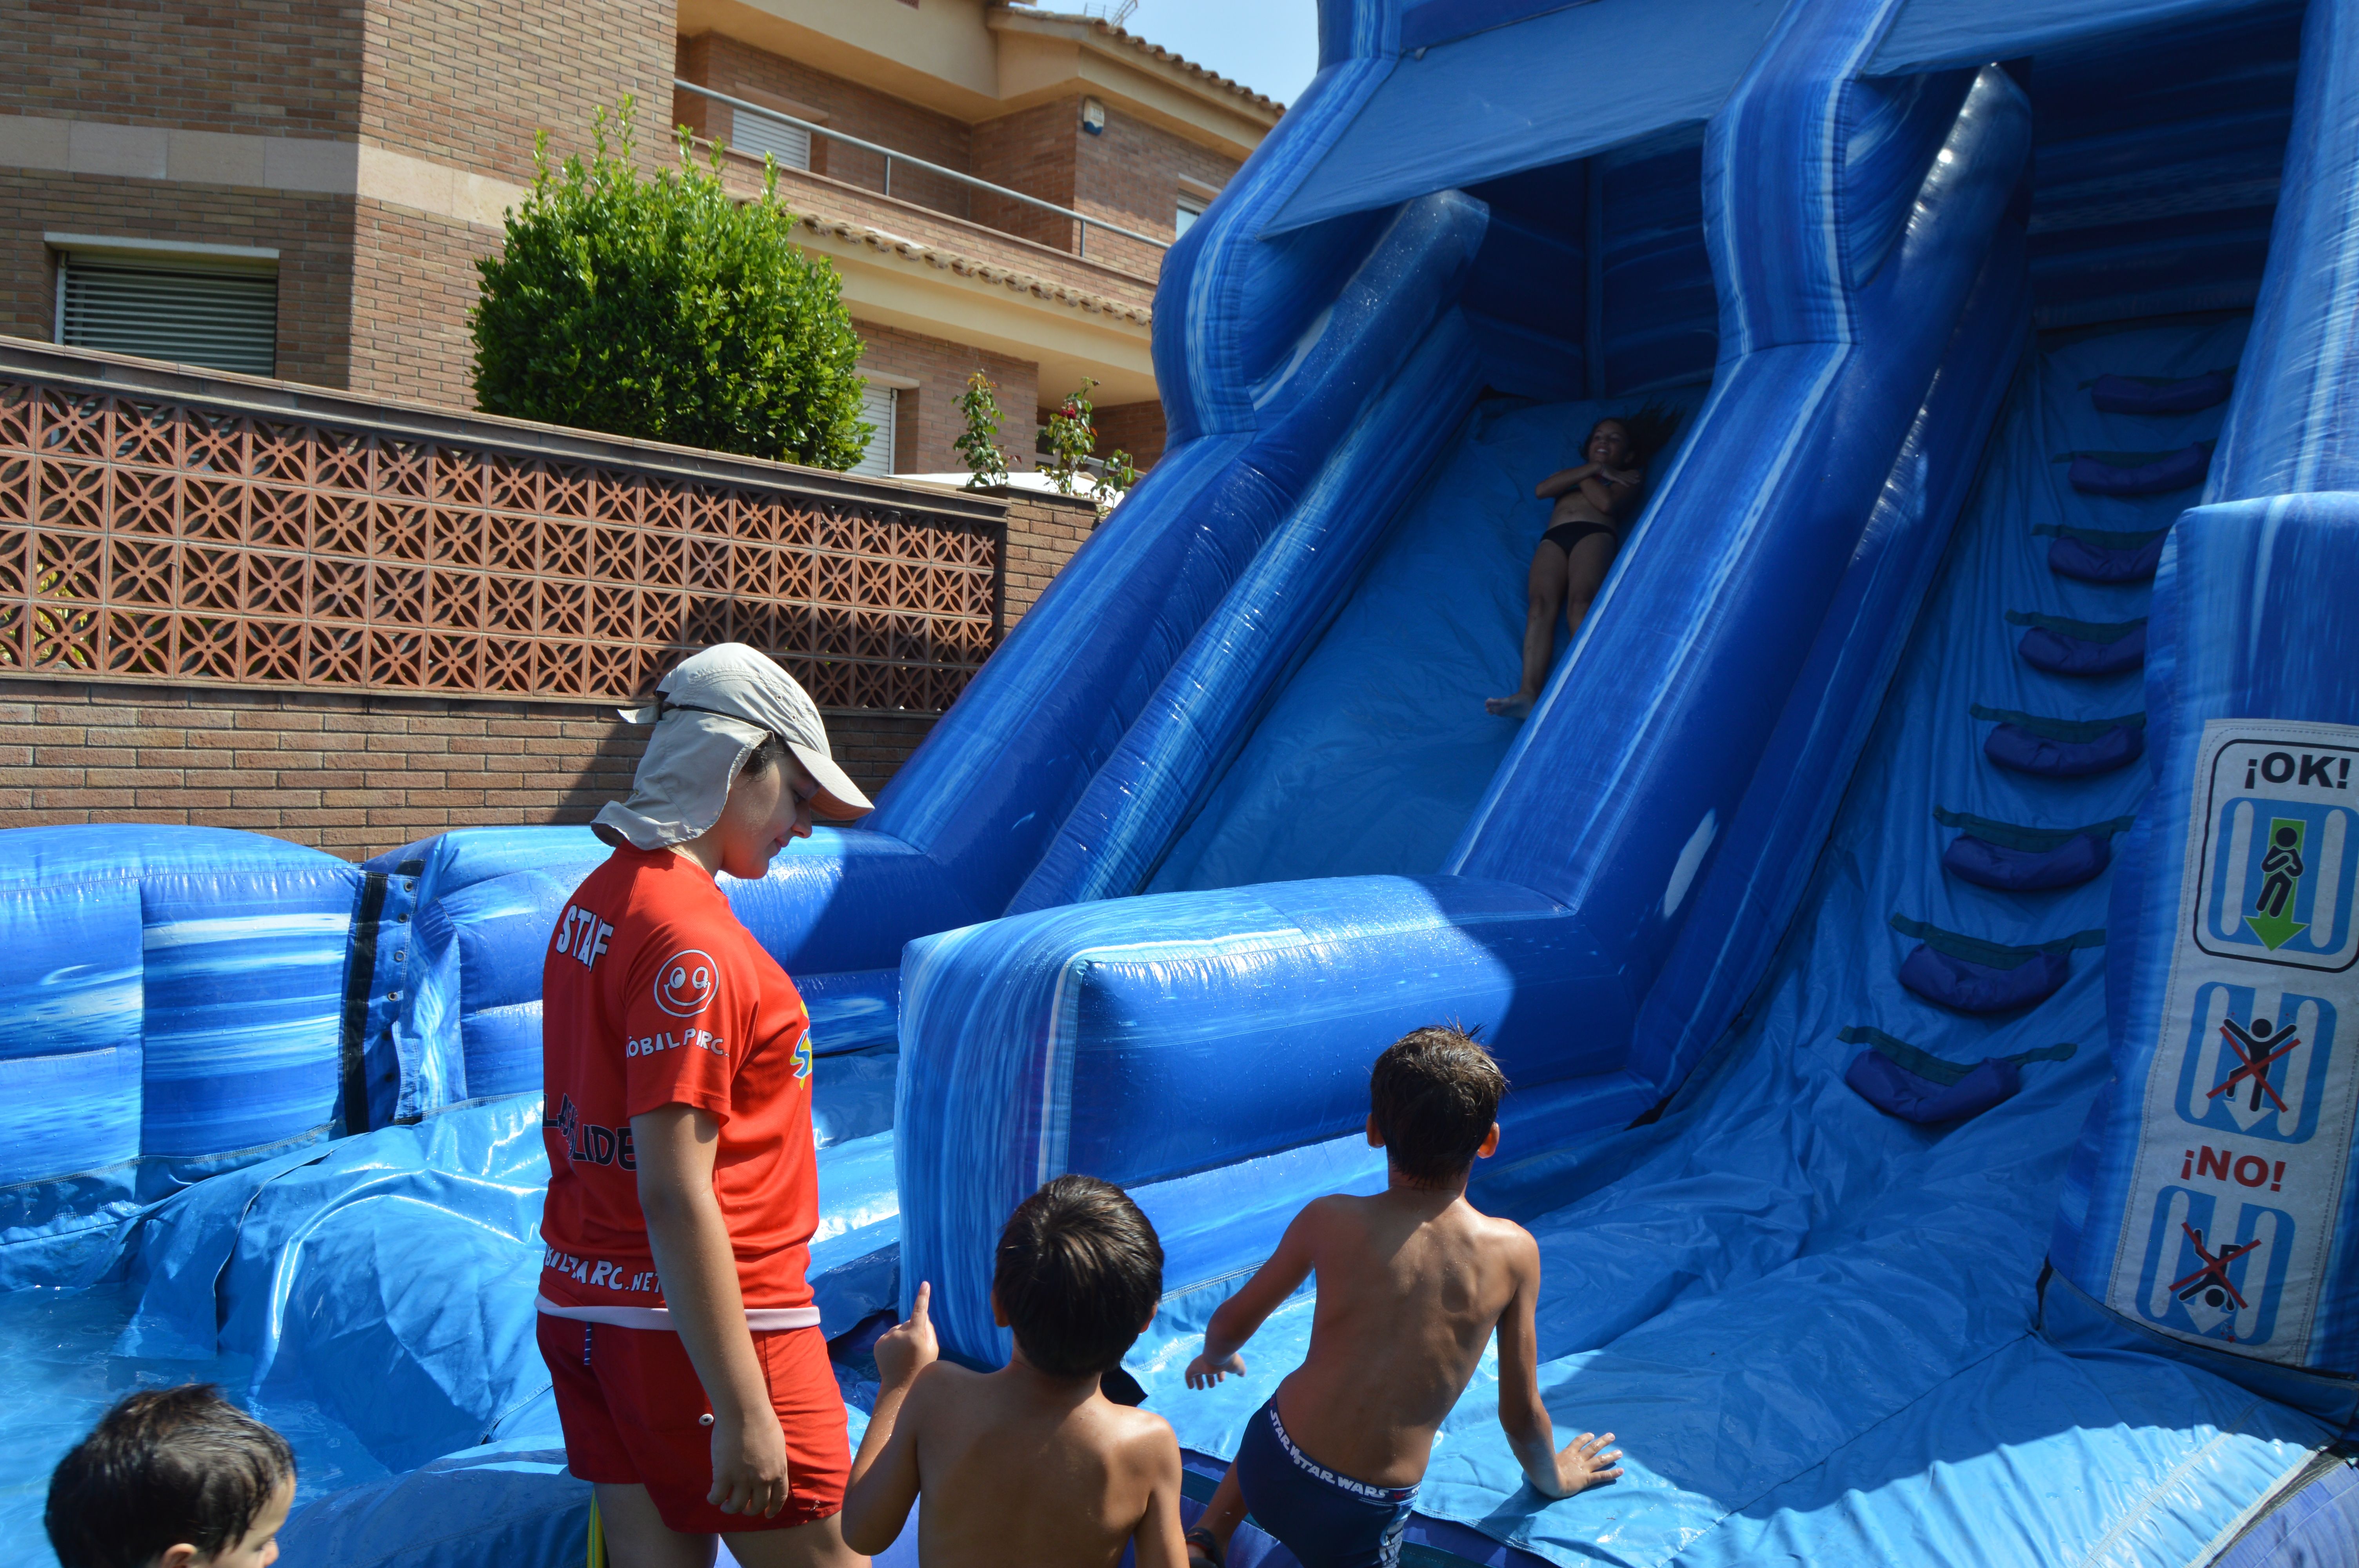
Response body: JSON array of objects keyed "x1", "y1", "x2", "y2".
[{"x1": 654, "y1": 951, "x2": 719, "y2": 1018}]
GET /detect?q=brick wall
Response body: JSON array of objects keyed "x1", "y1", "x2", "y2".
[
  {"x1": 970, "y1": 98, "x2": 1081, "y2": 255},
  {"x1": 0, "y1": 169, "x2": 357, "y2": 388},
  {"x1": 1076, "y1": 101, "x2": 1237, "y2": 278},
  {"x1": 1093, "y1": 398, "x2": 1167, "y2": 471},
  {"x1": 346, "y1": 196, "x2": 501, "y2": 410},
  {"x1": 856, "y1": 319, "x2": 1039, "y2": 478},
  {"x1": 679, "y1": 35, "x2": 1241, "y2": 289},
  {"x1": 0, "y1": 678, "x2": 645, "y2": 857},
  {"x1": 0, "y1": 485, "x2": 1102, "y2": 857},
  {"x1": 1000, "y1": 488, "x2": 1101, "y2": 624},
  {"x1": 677, "y1": 32, "x2": 975, "y2": 220},
  {"x1": 358, "y1": 0, "x2": 674, "y2": 185},
  {"x1": 0, "y1": 0, "x2": 364, "y2": 137},
  {"x1": 0, "y1": 677, "x2": 951, "y2": 859}
]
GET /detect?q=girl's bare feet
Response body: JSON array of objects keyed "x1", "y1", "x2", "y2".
[{"x1": 1486, "y1": 691, "x2": 1537, "y2": 718}]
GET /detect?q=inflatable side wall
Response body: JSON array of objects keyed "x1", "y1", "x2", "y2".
[
  {"x1": 896, "y1": 0, "x2": 2039, "y2": 1366},
  {"x1": 2045, "y1": 0, "x2": 2359, "y2": 1427},
  {"x1": 2046, "y1": 502, "x2": 2359, "y2": 1421},
  {"x1": 0, "y1": 828, "x2": 361, "y2": 1285}
]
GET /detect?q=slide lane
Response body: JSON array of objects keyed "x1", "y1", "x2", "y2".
[
  {"x1": 1125, "y1": 320, "x2": 2331, "y2": 1567},
  {"x1": 898, "y1": 17, "x2": 2035, "y2": 1369}
]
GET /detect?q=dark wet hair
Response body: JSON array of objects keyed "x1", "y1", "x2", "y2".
[
  {"x1": 1370, "y1": 1025, "x2": 1508, "y2": 1183},
  {"x1": 1593, "y1": 401, "x2": 1685, "y2": 466},
  {"x1": 737, "y1": 731, "x2": 791, "y2": 780},
  {"x1": 995, "y1": 1174, "x2": 1164, "y2": 1378},
  {"x1": 46, "y1": 1385, "x2": 294, "y2": 1568}
]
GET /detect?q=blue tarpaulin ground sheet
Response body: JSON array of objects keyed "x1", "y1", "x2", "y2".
[
  {"x1": 2, "y1": 1045, "x2": 907, "y2": 1568},
  {"x1": 1121, "y1": 319, "x2": 2335, "y2": 1566}
]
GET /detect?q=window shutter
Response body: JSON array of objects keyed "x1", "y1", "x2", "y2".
[
  {"x1": 852, "y1": 383, "x2": 897, "y2": 477},
  {"x1": 57, "y1": 256, "x2": 277, "y2": 377},
  {"x1": 730, "y1": 109, "x2": 812, "y2": 172}
]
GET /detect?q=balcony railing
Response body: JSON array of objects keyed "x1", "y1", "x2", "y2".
[{"x1": 674, "y1": 80, "x2": 1168, "y2": 265}]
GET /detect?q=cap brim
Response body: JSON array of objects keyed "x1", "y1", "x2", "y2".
[{"x1": 788, "y1": 742, "x2": 874, "y2": 820}]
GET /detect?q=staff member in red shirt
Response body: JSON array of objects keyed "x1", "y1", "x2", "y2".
[{"x1": 537, "y1": 642, "x2": 874, "y2": 1567}]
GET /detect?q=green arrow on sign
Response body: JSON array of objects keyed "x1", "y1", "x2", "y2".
[
  {"x1": 2245, "y1": 815, "x2": 2311, "y2": 949},
  {"x1": 2247, "y1": 907, "x2": 2310, "y2": 950}
]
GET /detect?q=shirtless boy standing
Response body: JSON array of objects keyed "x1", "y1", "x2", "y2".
[
  {"x1": 840, "y1": 1175, "x2": 1190, "y2": 1565},
  {"x1": 1183, "y1": 1027, "x2": 1623, "y2": 1567}
]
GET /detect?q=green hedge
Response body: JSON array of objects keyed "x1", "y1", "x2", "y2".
[{"x1": 472, "y1": 100, "x2": 869, "y2": 469}]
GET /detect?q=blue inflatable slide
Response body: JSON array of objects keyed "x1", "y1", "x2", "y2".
[{"x1": 9, "y1": 0, "x2": 2359, "y2": 1562}]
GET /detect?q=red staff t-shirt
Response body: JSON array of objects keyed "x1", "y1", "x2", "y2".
[{"x1": 538, "y1": 845, "x2": 818, "y2": 1315}]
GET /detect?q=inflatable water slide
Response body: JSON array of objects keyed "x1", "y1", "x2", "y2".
[{"x1": 7, "y1": 0, "x2": 2358, "y2": 1562}]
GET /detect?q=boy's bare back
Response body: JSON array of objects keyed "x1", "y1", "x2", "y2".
[
  {"x1": 843, "y1": 1177, "x2": 1190, "y2": 1566},
  {"x1": 875, "y1": 1355, "x2": 1185, "y2": 1566},
  {"x1": 1186, "y1": 1029, "x2": 1622, "y2": 1561},
  {"x1": 1271, "y1": 1188, "x2": 1538, "y2": 1485}
]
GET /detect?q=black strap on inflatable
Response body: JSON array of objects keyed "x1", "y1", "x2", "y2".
[
  {"x1": 1934, "y1": 807, "x2": 2137, "y2": 851},
  {"x1": 2074, "y1": 367, "x2": 2237, "y2": 389},
  {"x1": 1839, "y1": 1025, "x2": 2077, "y2": 1085},
  {"x1": 1970, "y1": 704, "x2": 2147, "y2": 743},
  {"x1": 2033, "y1": 523, "x2": 2171, "y2": 548},
  {"x1": 335, "y1": 871, "x2": 391, "y2": 1138},
  {"x1": 2004, "y1": 610, "x2": 2147, "y2": 642},
  {"x1": 2048, "y1": 439, "x2": 2217, "y2": 465},
  {"x1": 1888, "y1": 914, "x2": 2107, "y2": 967}
]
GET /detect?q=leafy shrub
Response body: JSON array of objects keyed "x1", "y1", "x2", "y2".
[
  {"x1": 1038, "y1": 377, "x2": 1140, "y2": 515},
  {"x1": 1092, "y1": 446, "x2": 1138, "y2": 515},
  {"x1": 954, "y1": 370, "x2": 1010, "y2": 490},
  {"x1": 471, "y1": 99, "x2": 869, "y2": 468},
  {"x1": 1040, "y1": 377, "x2": 1100, "y2": 497}
]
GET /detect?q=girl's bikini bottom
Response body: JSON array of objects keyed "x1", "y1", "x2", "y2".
[{"x1": 1541, "y1": 519, "x2": 1616, "y2": 555}]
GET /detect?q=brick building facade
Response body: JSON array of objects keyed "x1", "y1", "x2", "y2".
[
  {"x1": 0, "y1": 2, "x2": 1276, "y2": 845},
  {"x1": 0, "y1": 2, "x2": 1279, "y2": 477}
]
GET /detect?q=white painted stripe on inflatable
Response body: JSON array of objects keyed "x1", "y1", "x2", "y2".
[
  {"x1": 1034, "y1": 926, "x2": 1294, "y2": 1186},
  {"x1": 142, "y1": 913, "x2": 350, "y2": 948}
]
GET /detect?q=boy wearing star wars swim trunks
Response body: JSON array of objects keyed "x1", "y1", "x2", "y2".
[{"x1": 1182, "y1": 1027, "x2": 1623, "y2": 1568}]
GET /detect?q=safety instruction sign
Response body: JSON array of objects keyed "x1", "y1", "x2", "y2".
[{"x1": 2108, "y1": 719, "x2": 2359, "y2": 1365}]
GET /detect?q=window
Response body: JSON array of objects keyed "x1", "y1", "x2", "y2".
[
  {"x1": 55, "y1": 248, "x2": 277, "y2": 377},
  {"x1": 731, "y1": 107, "x2": 812, "y2": 171},
  {"x1": 851, "y1": 381, "x2": 898, "y2": 477},
  {"x1": 1175, "y1": 194, "x2": 1206, "y2": 238}
]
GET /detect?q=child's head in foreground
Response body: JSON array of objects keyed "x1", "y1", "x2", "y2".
[
  {"x1": 1371, "y1": 1024, "x2": 1510, "y2": 1184},
  {"x1": 995, "y1": 1173, "x2": 1165, "y2": 1379},
  {"x1": 46, "y1": 1385, "x2": 295, "y2": 1568}
]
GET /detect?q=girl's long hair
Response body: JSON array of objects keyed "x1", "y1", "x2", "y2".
[{"x1": 1598, "y1": 401, "x2": 1686, "y2": 466}]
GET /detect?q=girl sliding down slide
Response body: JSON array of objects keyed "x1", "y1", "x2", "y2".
[
  {"x1": 1487, "y1": 405, "x2": 1683, "y2": 718},
  {"x1": 535, "y1": 644, "x2": 874, "y2": 1568}
]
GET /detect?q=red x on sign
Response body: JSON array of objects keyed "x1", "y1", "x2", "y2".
[
  {"x1": 2209, "y1": 1020, "x2": 2298, "y2": 1114},
  {"x1": 2170, "y1": 1221, "x2": 2262, "y2": 1311}
]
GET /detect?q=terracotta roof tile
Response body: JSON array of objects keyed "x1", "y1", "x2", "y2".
[{"x1": 794, "y1": 211, "x2": 1155, "y2": 326}]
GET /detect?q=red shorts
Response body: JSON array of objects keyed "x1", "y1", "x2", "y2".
[{"x1": 537, "y1": 1313, "x2": 850, "y2": 1534}]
